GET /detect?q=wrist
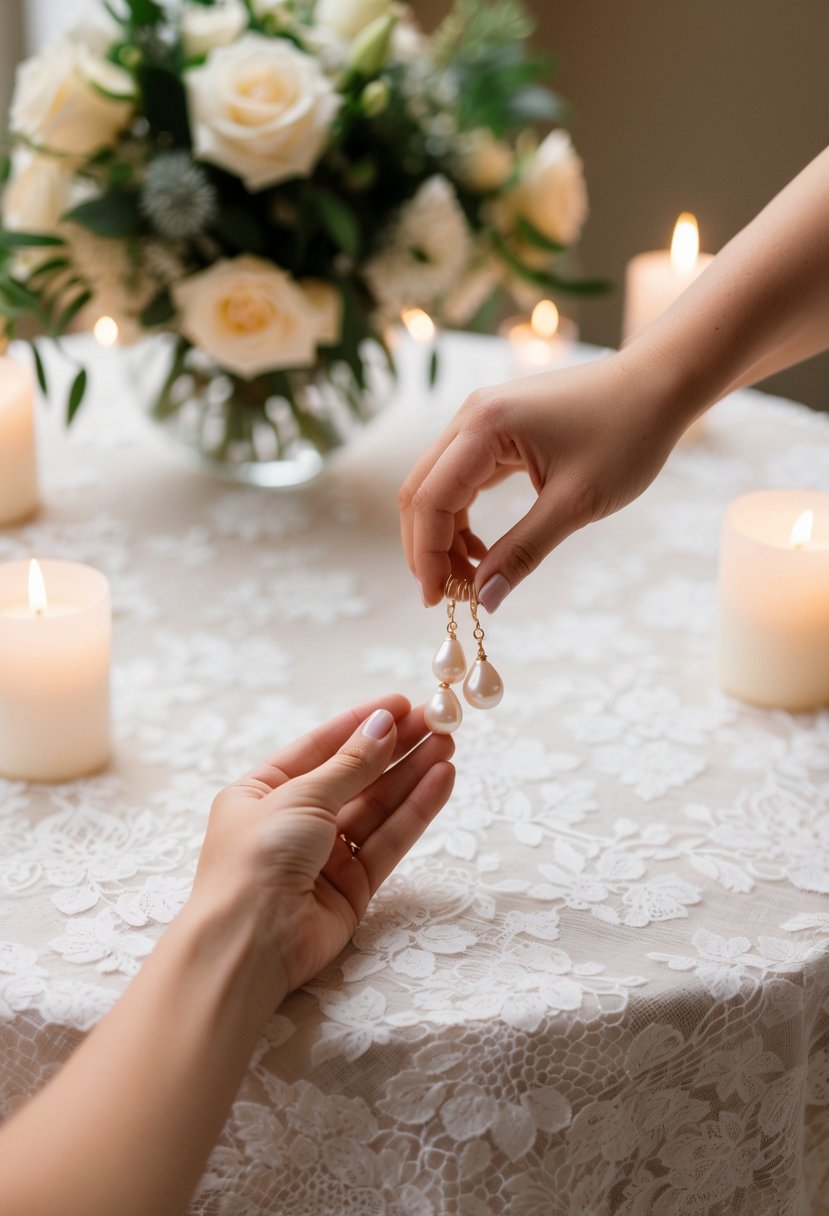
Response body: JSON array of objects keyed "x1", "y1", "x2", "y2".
[{"x1": 175, "y1": 885, "x2": 289, "y2": 1023}]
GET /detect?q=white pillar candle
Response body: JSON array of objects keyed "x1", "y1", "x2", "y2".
[
  {"x1": 622, "y1": 213, "x2": 714, "y2": 343},
  {"x1": 0, "y1": 559, "x2": 111, "y2": 782},
  {"x1": 0, "y1": 356, "x2": 39, "y2": 526},
  {"x1": 718, "y1": 490, "x2": 829, "y2": 710}
]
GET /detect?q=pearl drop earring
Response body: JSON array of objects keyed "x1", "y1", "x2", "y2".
[
  {"x1": 424, "y1": 578, "x2": 504, "y2": 734},
  {"x1": 424, "y1": 585, "x2": 465, "y2": 734},
  {"x1": 463, "y1": 589, "x2": 504, "y2": 710}
]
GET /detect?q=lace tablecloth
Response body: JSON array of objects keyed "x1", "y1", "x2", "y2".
[{"x1": 2, "y1": 333, "x2": 829, "y2": 1215}]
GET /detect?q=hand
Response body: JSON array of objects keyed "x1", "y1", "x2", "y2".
[
  {"x1": 399, "y1": 351, "x2": 689, "y2": 609},
  {"x1": 191, "y1": 695, "x2": 455, "y2": 997}
]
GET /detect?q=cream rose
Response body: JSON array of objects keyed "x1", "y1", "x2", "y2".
[
  {"x1": 10, "y1": 40, "x2": 134, "y2": 158},
  {"x1": 314, "y1": 0, "x2": 392, "y2": 40},
  {"x1": 456, "y1": 129, "x2": 513, "y2": 193},
  {"x1": 2, "y1": 150, "x2": 72, "y2": 233},
  {"x1": 172, "y1": 257, "x2": 341, "y2": 377},
  {"x1": 185, "y1": 34, "x2": 339, "y2": 191},
  {"x1": 512, "y1": 130, "x2": 588, "y2": 246},
  {"x1": 181, "y1": 1, "x2": 248, "y2": 59}
]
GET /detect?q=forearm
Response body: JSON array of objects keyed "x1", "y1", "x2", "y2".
[
  {"x1": 624, "y1": 145, "x2": 829, "y2": 418},
  {"x1": 0, "y1": 893, "x2": 285, "y2": 1216}
]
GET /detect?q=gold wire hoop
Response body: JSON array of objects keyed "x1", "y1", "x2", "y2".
[{"x1": 444, "y1": 575, "x2": 473, "y2": 602}]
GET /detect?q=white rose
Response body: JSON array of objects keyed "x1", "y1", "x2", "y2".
[
  {"x1": 172, "y1": 256, "x2": 341, "y2": 377},
  {"x1": 181, "y1": 1, "x2": 248, "y2": 59},
  {"x1": 11, "y1": 40, "x2": 134, "y2": 158},
  {"x1": 251, "y1": 0, "x2": 290, "y2": 17},
  {"x1": 67, "y1": 7, "x2": 122, "y2": 55},
  {"x1": 185, "y1": 34, "x2": 340, "y2": 191},
  {"x1": 315, "y1": 0, "x2": 391, "y2": 40},
  {"x1": 2, "y1": 150, "x2": 72, "y2": 233},
  {"x1": 456, "y1": 129, "x2": 513, "y2": 193},
  {"x1": 512, "y1": 130, "x2": 588, "y2": 246}
]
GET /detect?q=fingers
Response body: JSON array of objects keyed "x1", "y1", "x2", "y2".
[
  {"x1": 241, "y1": 695, "x2": 411, "y2": 793},
  {"x1": 359, "y1": 761, "x2": 456, "y2": 891},
  {"x1": 294, "y1": 708, "x2": 399, "y2": 813},
  {"x1": 474, "y1": 486, "x2": 578, "y2": 611},
  {"x1": 336, "y1": 729, "x2": 455, "y2": 844},
  {"x1": 408, "y1": 434, "x2": 499, "y2": 604}
]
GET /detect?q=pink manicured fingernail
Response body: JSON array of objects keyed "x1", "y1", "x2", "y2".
[
  {"x1": 362, "y1": 709, "x2": 395, "y2": 740},
  {"x1": 477, "y1": 573, "x2": 510, "y2": 613}
]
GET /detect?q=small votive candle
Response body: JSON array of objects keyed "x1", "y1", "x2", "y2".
[
  {"x1": 0, "y1": 559, "x2": 111, "y2": 782},
  {"x1": 0, "y1": 356, "x2": 39, "y2": 526},
  {"x1": 718, "y1": 490, "x2": 829, "y2": 710},
  {"x1": 501, "y1": 300, "x2": 577, "y2": 371}
]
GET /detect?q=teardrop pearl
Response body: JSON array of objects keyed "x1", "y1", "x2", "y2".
[
  {"x1": 432, "y1": 636, "x2": 467, "y2": 684},
  {"x1": 424, "y1": 684, "x2": 463, "y2": 734},
  {"x1": 463, "y1": 658, "x2": 504, "y2": 709}
]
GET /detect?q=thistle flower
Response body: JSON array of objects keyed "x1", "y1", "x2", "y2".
[{"x1": 140, "y1": 152, "x2": 218, "y2": 240}]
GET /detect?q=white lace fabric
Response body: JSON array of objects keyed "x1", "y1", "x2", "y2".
[{"x1": 1, "y1": 335, "x2": 828, "y2": 1215}]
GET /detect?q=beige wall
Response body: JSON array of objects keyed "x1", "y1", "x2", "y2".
[
  {"x1": 416, "y1": 0, "x2": 829, "y2": 411},
  {"x1": 0, "y1": 0, "x2": 23, "y2": 119}
]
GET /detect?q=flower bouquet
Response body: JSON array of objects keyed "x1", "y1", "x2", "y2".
[{"x1": 0, "y1": 0, "x2": 604, "y2": 484}]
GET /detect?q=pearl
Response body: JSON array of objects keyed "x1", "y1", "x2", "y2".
[
  {"x1": 424, "y1": 683, "x2": 463, "y2": 734},
  {"x1": 463, "y1": 658, "x2": 504, "y2": 709},
  {"x1": 432, "y1": 636, "x2": 466, "y2": 684}
]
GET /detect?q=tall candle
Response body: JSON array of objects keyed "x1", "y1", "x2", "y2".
[
  {"x1": 718, "y1": 490, "x2": 829, "y2": 710},
  {"x1": 0, "y1": 559, "x2": 111, "y2": 782},
  {"x1": 622, "y1": 213, "x2": 714, "y2": 343},
  {"x1": 0, "y1": 356, "x2": 39, "y2": 526},
  {"x1": 500, "y1": 299, "x2": 578, "y2": 371}
]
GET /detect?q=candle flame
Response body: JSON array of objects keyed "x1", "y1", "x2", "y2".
[
  {"x1": 531, "y1": 299, "x2": 560, "y2": 339},
  {"x1": 670, "y1": 212, "x2": 699, "y2": 275},
  {"x1": 94, "y1": 315, "x2": 119, "y2": 347},
  {"x1": 401, "y1": 307, "x2": 435, "y2": 343},
  {"x1": 28, "y1": 559, "x2": 47, "y2": 615},
  {"x1": 789, "y1": 508, "x2": 814, "y2": 549}
]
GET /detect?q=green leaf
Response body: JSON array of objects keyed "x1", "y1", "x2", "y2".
[
  {"x1": 124, "y1": 0, "x2": 163, "y2": 26},
  {"x1": 542, "y1": 273, "x2": 613, "y2": 297},
  {"x1": 64, "y1": 191, "x2": 142, "y2": 237},
  {"x1": 54, "y1": 289, "x2": 93, "y2": 335},
  {"x1": 67, "y1": 368, "x2": 88, "y2": 425},
  {"x1": 137, "y1": 65, "x2": 190, "y2": 145},
  {"x1": 314, "y1": 189, "x2": 361, "y2": 258},
  {"x1": 515, "y1": 216, "x2": 566, "y2": 254},
  {"x1": 139, "y1": 290, "x2": 175, "y2": 328},
  {"x1": 0, "y1": 277, "x2": 42, "y2": 310},
  {"x1": 428, "y1": 347, "x2": 439, "y2": 388},
  {"x1": 492, "y1": 229, "x2": 611, "y2": 295},
  {"x1": 30, "y1": 342, "x2": 48, "y2": 396},
  {"x1": 27, "y1": 256, "x2": 72, "y2": 283},
  {"x1": 0, "y1": 230, "x2": 65, "y2": 249},
  {"x1": 213, "y1": 204, "x2": 266, "y2": 254}
]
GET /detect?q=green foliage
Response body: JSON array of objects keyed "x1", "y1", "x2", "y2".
[
  {"x1": 313, "y1": 189, "x2": 361, "y2": 259},
  {"x1": 67, "y1": 368, "x2": 88, "y2": 425},
  {"x1": 433, "y1": 0, "x2": 535, "y2": 68},
  {"x1": 64, "y1": 191, "x2": 143, "y2": 237}
]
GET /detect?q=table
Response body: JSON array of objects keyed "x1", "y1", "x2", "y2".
[{"x1": 2, "y1": 333, "x2": 829, "y2": 1216}]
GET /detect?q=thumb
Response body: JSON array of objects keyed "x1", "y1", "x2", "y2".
[
  {"x1": 297, "y1": 708, "x2": 397, "y2": 812},
  {"x1": 474, "y1": 487, "x2": 577, "y2": 612}
]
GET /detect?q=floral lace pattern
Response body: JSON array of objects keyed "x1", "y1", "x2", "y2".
[{"x1": 1, "y1": 336, "x2": 828, "y2": 1214}]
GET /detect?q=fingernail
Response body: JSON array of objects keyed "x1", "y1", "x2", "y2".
[
  {"x1": 415, "y1": 576, "x2": 427, "y2": 607},
  {"x1": 362, "y1": 708, "x2": 395, "y2": 740},
  {"x1": 477, "y1": 573, "x2": 510, "y2": 613}
]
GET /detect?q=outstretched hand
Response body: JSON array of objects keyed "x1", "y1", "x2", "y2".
[{"x1": 193, "y1": 695, "x2": 455, "y2": 995}]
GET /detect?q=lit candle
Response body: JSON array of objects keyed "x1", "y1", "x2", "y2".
[
  {"x1": 718, "y1": 490, "x2": 829, "y2": 710},
  {"x1": 622, "y1": 213, "x2": 714, "y2": 343},
  {"x1": 0, "y1": 558, "x2": 111, "y2": 781},
  {"x1": 0, "y1": 356, "x2": 39, "y2": 526},
  {"x1": 501, "y1": 299, "x2": 577, "y2": 371}
]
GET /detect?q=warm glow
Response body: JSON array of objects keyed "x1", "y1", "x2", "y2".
[
  {"x1": 670, "y1": 212, "x2": 699, "y2": 275},
  {"x1": 28, "y1": 559, "x2": 47, "y2": 615},
  {"x1": 531, "y1": 299, "x2": 560, "y2": 339},
  {"x1": 789, "y1": 509, "x2": 814, "y2": 549},
  {"x1": 401, "y1": 308, "x2": 435, "y2": 343},
  {"x1": 94, "y1": 315, "x2": 119, "y2": 347}
]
